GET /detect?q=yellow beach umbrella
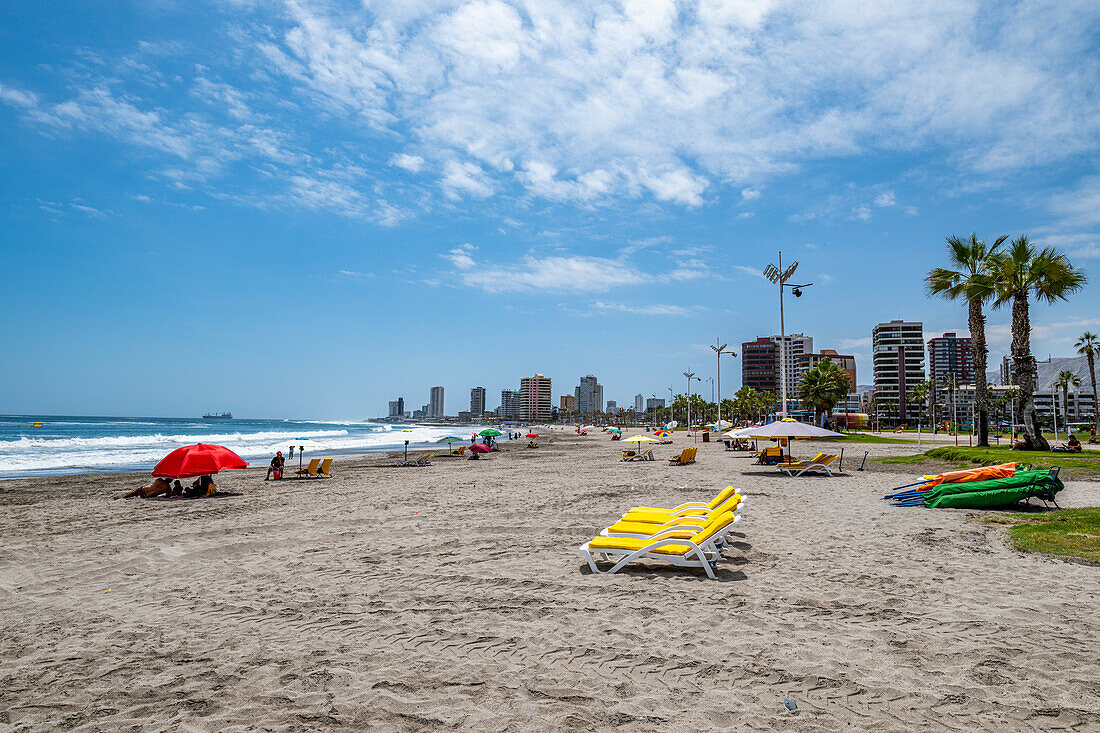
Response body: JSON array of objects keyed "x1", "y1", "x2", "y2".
[{"x1": 622, "y1": 435, "x2": 657, "y2": 444}]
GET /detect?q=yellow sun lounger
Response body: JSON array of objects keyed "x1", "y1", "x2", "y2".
[
  {"x1": 777, "y1": 452, "x2": 840, "y2": 477},
  {"x1": 627, "y1": 485, "x2": 737, "y2": 515},
  {"x1": 579, "y1": 513, "x2": 741, "y2": 579},
  {"x1": 295, "y1": 458, "x2": 321, "y2": 477},
  {"x1": 397, "y1": 452, "x2": 434, "y2": 467},
  {"x1": 451, "y1": 445, "x2": 467, "y2": 456},
  {"x1": 667, "y1": 446, "x2": 697, "y2": 465},
  {"x1": 317, "y1": 457, "x2": 333, "y2": 477},
  {"x1": 600, "y1": 505, "x2": 743, "y2": 549},
  {"x1": 617, "y1": 493, "x2": 744, "y2": 527}
]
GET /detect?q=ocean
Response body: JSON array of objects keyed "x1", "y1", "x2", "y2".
[{"x1": 0, "y1": 415, "x2": 466, "y2": 478}]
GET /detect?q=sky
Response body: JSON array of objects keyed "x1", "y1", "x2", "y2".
[{"x1": 2, "y1": 0, "x2": 1099, "y2": 419}]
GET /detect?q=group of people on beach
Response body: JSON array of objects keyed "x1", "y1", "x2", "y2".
[{"x1": 121, "y1": 474, "x2": 215, "y2": 499}]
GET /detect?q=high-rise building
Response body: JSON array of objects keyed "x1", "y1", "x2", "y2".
[
  {"x1": 742, "y1": 337, "x2": 778, "y2": 392},
  {"x1": 500, "y1": 389, "x2": 520, "y2": 419},
  {"x1": 927, "y1": 332, "x2": 973, "y2": 385},
  {"x1": 519, "y1": 373, "x2": 552, "y2": 421},
  {"x1": 560, "y1": 395, "x2": 576, "y2": 412},
  {"x1": 574, "y1": 375, "x2": 604, "y2": 416},
  {"x1": 634, "y1": 394, "x2": 644, "y2": 412},
  {"x1": 872, "y1": 320, "x2": 925, "y2": 424},
  {"x1": 799, "y1": 350, "x2": 857, "y2": 390},
  {"x1": 387, "y1": 397, "x2": 404, "y2": 418},
  {"x1": 999, "y1": 354, "x2": 1037, "y2": 386},
  {"x1": 646, "y1": 397, "x2": 665, "y2": 412},
  {"x1": 773, "y1": 333, "x2": 814, "y2": 392},
  {"x1": 469, "y1": 387, "x2": 486, "y2": 416},
  {"x1": 429, "y1": 386, "x2": 445, "y2": 418},
  {"x1": 606, "y1": 400, "x2": 617, "y2": 412}
]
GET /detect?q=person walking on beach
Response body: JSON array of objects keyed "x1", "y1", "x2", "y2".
[{"x1": 265, "y1": 450, "x2": 285, "y2": 480}]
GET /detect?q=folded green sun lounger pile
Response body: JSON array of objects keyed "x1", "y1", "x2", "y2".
[{"x1": 884, "y1": 468, "x2": 1064, "y2": 509}]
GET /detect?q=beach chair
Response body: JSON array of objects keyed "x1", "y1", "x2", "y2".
[
  {"x1": 452, "y1": 445, "x2": 467, "y2": 457},
  {"x1": 579, "y1": 513, "x2": 741, "y2": 579},
  {"x1": 667, "y1": 446, "x2": 697, "y2": 465},
  {"x1": 601, "y1": 506, "x2": 742, "y2": 548},
  {"x1": 620, "y1": 450, "x2": 636, "y2": 461},
  {"x1": 618, "y1": 492, "x2": 744, "y2": 527},
  {"x1": 626, "y1": 485, "x2": 738, "y2": 516},
  {"x1": 777, "y1": 453, "x2": 840, "y2": 477},
  {"x1": 397, "y1": 452, "x2": 434, "y2": 467},
  {"x1": 295, "y1": 458, "x2": 321, "y2": 478},
  {"x1": 317, "y1": 458, "x2": 333, "y2": 477},
  {"x1": 639, "y1": 448, "x2": 654, "y2": 461}
]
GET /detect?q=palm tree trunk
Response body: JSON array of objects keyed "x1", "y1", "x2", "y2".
[
  {"x1": 1012, "y1": 291, "x2": 1049, "y2": 450},
  {"x1": 1090, "y1": 352, "x2": 1099, "y2": 433},
  {"x1": 968, "y1": 298, "x2": 990, "y2": 446}
]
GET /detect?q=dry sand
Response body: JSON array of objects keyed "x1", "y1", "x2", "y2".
[{"x1": 1, "y1": 431, "x2": 1098, "y2": 731}]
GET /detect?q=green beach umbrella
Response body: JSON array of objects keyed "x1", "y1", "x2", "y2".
[
  {"x1": 479, "y1": 428, "x2": 503, "y2": 437},
  {"x1": 608, "y1": 427, "x2": 622, "y2": 433},
  {"x1": 436, "y1": 435, "x2": 465, "y2": 454}
]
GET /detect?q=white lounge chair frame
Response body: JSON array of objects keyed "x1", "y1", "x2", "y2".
[
  {"x1": 579, "y1": 515, "x2": 740, "y2": 580},
  {"x1": 777, "y1": 458, "x2": 837, "y2": 477}
]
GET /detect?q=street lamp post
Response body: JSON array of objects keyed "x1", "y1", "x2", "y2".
[
  {"x1": 667, "y1": 386, "x2": 674, "y2": 427},
  {"x1": 684, "y1": 372, "x2": 695, "y2": 436},
  {"x1": 763, "y1": 252, "x2": 812, "y2": 418},
  {"x1": 710, "y1": 340, "x2": 735, "y2": 433}
]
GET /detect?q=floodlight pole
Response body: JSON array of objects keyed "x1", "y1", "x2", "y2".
[
  {"x1": 684, "y1": 371, "x2": 695, "y2": 437},
  {"x1": 763, "y1": 252, "x2": 812, "y2": 420},
  {"x1": 710, "y1": 340, "x2": 735, "y2": 433}
]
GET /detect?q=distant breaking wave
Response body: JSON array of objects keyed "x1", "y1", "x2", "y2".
[{"x1": 0, "y1": 418, "x2": 463, "y2": 477}]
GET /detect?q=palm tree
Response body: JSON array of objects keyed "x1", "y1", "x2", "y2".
[
  {"x1": 907, "y1": 380, "x2": 931, "y2": 431},
  {"x1": 1053, "y1": 370, "x2": 1082, "y2": 433},
  {"x1": 798, "y1": 358, "x2": 851, "y2": 426},
  {"x1": 926, "y1": 233, "x2": 1007, "y2": 446},
  {"x1": 1076, "y1": 332, "x2": 1100, "y2": 433},
  {"x1": 991, "y1": 236, "x2": 1087, "y2": 450}
]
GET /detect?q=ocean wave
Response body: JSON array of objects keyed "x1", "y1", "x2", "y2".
[{"x1": 0, "y1": 424, "x2": 462, "y2": 475}]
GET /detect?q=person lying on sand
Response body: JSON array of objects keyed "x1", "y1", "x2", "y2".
[{"x1": 121, "y1": 477, "x2": 172, "y2": 499}]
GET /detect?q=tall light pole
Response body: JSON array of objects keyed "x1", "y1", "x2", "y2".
[
  {"x1": 650, "y1": 394, "x2": 656, "y2": 428},
  {"x1": 667, "y1": 386, "x2": 674, "y2": 427},
  {"x1": 763, "y1": 253, "x2": 812, "y2": 418},
  {"x1": 711, "y1": 340, "x2": 735, "y2": 431},
  {"x1": 684, "y1": 371, "x2": 696, "y2": 436}
]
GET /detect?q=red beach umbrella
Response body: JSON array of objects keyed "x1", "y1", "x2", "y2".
[
  {"x1": 525, "y1": 433, "x2": 539, "y2": 438},
  {"x1": 469, "y1": 443, "x2": 492, "y2": 454},
  {"x1": 153, "y1": 443, "x2": 249, "y2": 479}
]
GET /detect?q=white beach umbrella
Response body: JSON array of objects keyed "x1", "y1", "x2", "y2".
[{"x1": 741, "y1": 419, "x2": 844, "y2": 439}]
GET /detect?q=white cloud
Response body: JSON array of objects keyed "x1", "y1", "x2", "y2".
[
  {"x1": 391, "y1": 153, "x2": 425, "y2": 173},
  {"x1": 5, "y1": 0, "x2": 1100, "y2": 219},
  {"x1": 838, "y1": 336, "x2": 872, "y2": 349},
  {"x1": 442, "y1": 160, "x2": 494, "y2": 199},
  {"x1": 441, "y1": 248, "x2": 654, "y2": 293},
  {"x1": 850, "y1": 204, "x2": 871, "y2": 221},
  {"x1": 592, "y1": 301, "x2": 694, "y2": 316}
]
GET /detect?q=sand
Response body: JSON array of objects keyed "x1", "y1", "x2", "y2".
[{"x1": 1, "y1": 431, "x2": 1098, "y2": 731}]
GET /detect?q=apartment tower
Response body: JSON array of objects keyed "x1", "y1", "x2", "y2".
[
  {"x1": 872, "y1": 320, "x2": 925, "y2": 424},
  {"x1": 519, "y1": 373, "x2": 552, "y2": 422}
]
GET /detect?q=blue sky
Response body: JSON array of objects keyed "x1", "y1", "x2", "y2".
[{"x1": 2, "y1": 0, "x2": 1099, "y2": 419}]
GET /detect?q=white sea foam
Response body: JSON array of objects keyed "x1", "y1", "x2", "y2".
[{"x1": 0, "y1": 424, "x2": 462, "y2": 476}]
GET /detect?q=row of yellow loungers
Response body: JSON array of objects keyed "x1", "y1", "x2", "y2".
[{"x1": 578, "y1": 485, "x2": 745, "y2": 579}]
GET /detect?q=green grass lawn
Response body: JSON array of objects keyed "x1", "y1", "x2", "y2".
[
  {"x1": 873, "y1": 445, "x2": 1100, "y2": 475},
  {"x1": 981, "y1": 508, "x2": 1100, "y2": 564}
]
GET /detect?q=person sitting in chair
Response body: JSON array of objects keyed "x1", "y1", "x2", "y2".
[
  {"x1": 527, "y1": 440, "x2": 539, "y2": 448},
  {"x1": 265, "y1": 451, "x2": 285, "y2": 480}
]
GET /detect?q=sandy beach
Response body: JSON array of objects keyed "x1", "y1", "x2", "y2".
[{"x1": 1, "y1": 431, "x2": 1098, "y2": 731}]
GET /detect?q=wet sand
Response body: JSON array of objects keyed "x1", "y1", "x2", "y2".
[{"x1": 1, "y1": 431, "x2": 1097, "y2": 731}]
